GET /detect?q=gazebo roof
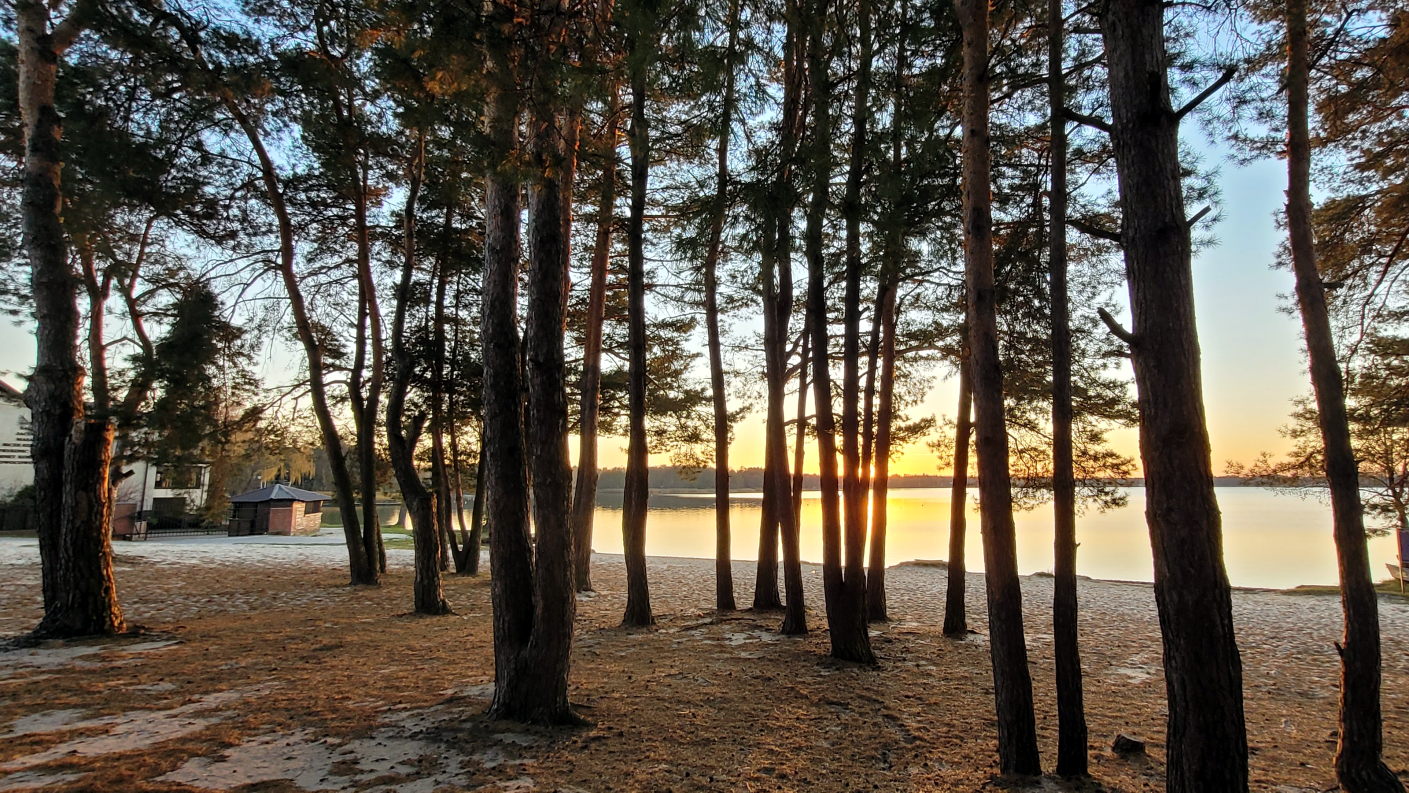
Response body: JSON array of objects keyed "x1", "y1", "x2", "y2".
[{"x1": 229, "y1": 483, "x2": 331, "y2": 504}]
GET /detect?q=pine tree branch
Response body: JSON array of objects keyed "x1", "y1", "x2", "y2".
[
  {"x1": 1062, "y1": 106, "x2": 1111, "y2": 133},
  {"x1": 1174, "y1": 66, "x2": 1236, "y2": 120},
  {"x1": 1067, "y1": 216, "x2": 1121, "y2": 243},
  {"x1": 51, "y1": 0, "x2": 94, "y2": 54},
  {"x1": 1097, "y1": 308, "x2": 1138, "y2": 346}
]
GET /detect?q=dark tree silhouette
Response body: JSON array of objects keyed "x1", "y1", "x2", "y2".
[
  {"x1": 1284, "y1": 1, "x2": 1401, "y2": 788},
  {"x1": 956, "y1": 0, "x2": 1040, "y2": 772},
  {"x1": 1099, "y1": 1, "x2": 1248, "y2": 788}
]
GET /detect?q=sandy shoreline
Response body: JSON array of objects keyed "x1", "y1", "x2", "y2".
[{"x1": 0, "y1": 535, "x2": 1406, "y2": 791}]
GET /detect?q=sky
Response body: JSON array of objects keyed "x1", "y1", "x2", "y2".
[
  {"x1": 0, "y1": 138, "x2": 1311, "y2": 480},
  {"x1": 588, "y1": 143, "x2": 1310, "y2": 477}
]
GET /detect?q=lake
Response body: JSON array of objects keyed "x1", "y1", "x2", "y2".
[{"x1": 581, "y1": 486, "x2": 1401, "y2": 590}]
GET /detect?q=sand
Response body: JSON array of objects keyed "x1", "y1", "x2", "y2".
[{"x1": 0, "y1": 533, "x2": 1405, "y2": 792}]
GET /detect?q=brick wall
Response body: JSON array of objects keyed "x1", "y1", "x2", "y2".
[
  {"x1": 266, "y1": 504, "x2": 296, "y2": 535},
  {"x1": 293, "y1": 503, "x2": 322, "y2": 536}
]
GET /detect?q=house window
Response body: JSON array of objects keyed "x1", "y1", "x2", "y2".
[
  {"x1": 304, "y1": 501, "x2": 322, "y2": 514},
  {"x1": 154, "y1": 467, "x2": 200, "y2": 490}
]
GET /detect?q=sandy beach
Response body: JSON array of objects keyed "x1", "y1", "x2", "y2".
[{"x1": 0, "y1": 534, "x2": 1405, "y2": 792}]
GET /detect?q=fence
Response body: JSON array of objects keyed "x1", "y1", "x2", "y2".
[{"x1": 0, "y1": 503, "x2": 33, "y2": 532}]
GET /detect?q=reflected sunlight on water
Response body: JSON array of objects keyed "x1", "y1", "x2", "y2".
[{"x1": 583, "y1": 487, "x2": 1397, "y2": 590}]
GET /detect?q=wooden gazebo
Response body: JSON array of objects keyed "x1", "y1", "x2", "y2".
[{"x1": 227, "y1": 483, "x2": 329, "y2": 536}]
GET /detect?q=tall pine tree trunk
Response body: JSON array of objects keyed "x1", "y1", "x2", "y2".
[
  {"x1": 19, "y1": 0, "x2": 124, "y2": 638},
  {"x1": 520, "y1": 62, "x2": 580, "y2": 725},
  {"x1": 621, "y1": 38, "x2": 654, "y2": 628},
  {"x1": 866, "y1": 11, "x2": 906, "y2": 624},
  {"x1": 468, "y1": 450, "x2": 486, "y2": 573},
  {"x1": 1285, "y1": 3, "x2": 1401, "y2": 789},
  {"x1": 757, "y1": 1, "x2": 808, "y2": 617},
  {"x1": 483, "y1": 23, "x2": 537, "y2": 719},
  {"x1": 1048, "y1": 0, "x2": 1088, "y2": 775},
  {"x1": 571, "y1": 88, "x2": 620, "y2": 594},
  {"x1": 1099, "y1": 2, "x2": 1247, "y2": 788},
  {"x1": 791, "y1": 323, "x2": 809, "y2": 530},
  {"x1": 942, "y1": 359, "x2": 972, "y2": 636},
  {"x1": 387, "y1": 132, "x2": 448, "y2": 616},
  {"x1": 956, "y1": 0, "x2": 1040, "y2": 772},
  {"x1": 805, "y1": 0, "x2": 873, "y2": 663},
  {"x1": 431, "y1": 246, "x2": 456, "y2": 575},
  {"x1": 351, "y1": 159, "x2": 387, "y2": 579},
  {"x1": 865, "y1": 282, "x2": 897, "y2": 622},
  {"x1": 839, "y1": 0, "x2": 876, "y2": 641},
  {"x1": 481, "y1": 12, "x2": 577, "y2": 721},
  {"x1": 704, "y1": 0, "x2": 743, "y2": 612},
  {"x1": 770, "y1": 280, "x2": 805, "y2": 634},
  {"x1": 52, "y1": 419, "x2": 123, "y2": 636},
  {"x1": 444, "y1": 205, "x2": 477, "y2": 576},
  {"x1": 754, "y1": 438, "x2": 783, "y2": 609}
]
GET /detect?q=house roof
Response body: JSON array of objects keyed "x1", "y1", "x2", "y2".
[
  {"x1": 0, "y1": 380, "x2": 23, "y2": 404},
  {"x1": 229, "y1": 483, "x2": 331, "y2": 504}
]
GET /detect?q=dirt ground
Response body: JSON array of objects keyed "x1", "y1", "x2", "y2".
[{"x1": 0, "y1": 538, "x2": 1406, "y2": 793}]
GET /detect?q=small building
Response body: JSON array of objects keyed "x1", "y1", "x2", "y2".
[{"x1": 227, "y1": 483, "x2": 329, "y2": 537}]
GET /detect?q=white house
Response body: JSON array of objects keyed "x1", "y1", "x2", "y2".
[
  {"x1": 0, "y1": 379, "x2": 208, "y2": 523},
  {"x1": 112, "y1": 459, "x2": 209, "y2": 516},
  {"x1": 0, "y1": 381, "x2": 34, "y2": 499}
]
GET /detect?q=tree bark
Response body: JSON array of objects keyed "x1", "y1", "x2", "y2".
[
  {"x1": 866, "y1": 9, "x2": 906, "y2": 625},
  {"x1": 446, "y1": 223, "x2": 477, "y2": 577},
  {"x1": 431, "y1": 243, "x2": 455, "y2": 575},
  {"x1": 805, "y1": 0, "x2": 872, "y2": 663},
  {"x1": 865, "y1": 282, "x2": 897, "y2": 622},
  {"x1": 942, "y1": 360, "x2": 972, "y2": 636},
  {"x1": 861, "y1": 296, "x2": 881, "y2": 513},
  {"x1": 1285, "y1": 2, "x2": 1401, "y2": 789},
  {"x1": 620, "y1": 38, "x2": 655, "y2": 628},
  {"x1": 386, "y1": 132, "x2": 448, "y2": 616},
  {"x1": 520, "y1": 55, "x2": 580, "y2": 725},
  {"x1": 770, "y1": 0, "x2": 810, "y2": 633},
  {"x1": 47, "y1": 419, "x2": 124, "y2": 637},
  {"x1": 773, "y1": 319, "x2": 806, "y2": 635},
  {"x1": 755, "y1": 0, "x2": 806, "y2": 617},
  {"x1": 791, "y1": 323, "x2": 809, "y2": 531},
  {"x1": 571, "y1": 87, "x2": 621, "y2": 594},
  {"x1": 1048, "y1": 0, "x2": 1088, "y2": 775},
  {"x1": 703, "y1": 0, "x2": 743, "y2": 612},
  {"x1": 1099, "y1": 2, "x2": 1248, "y2": 788},
  {"x1": 483, "y1": 25, "x2": 537, "y2": 719},
  {"x1": 839, "y1": 0, "x2": 875, "y2": 638},
  {"x1": 481, "y1": 12, "x2": 577, "y2": 721},
  {"x1": 355, "y1": 198, "x2": 386, "y2": 579},
  {"x1": 754, "y1": 432, "x2": 784, "y2": 610},
  {"x1": 468, "y1": 450, "x2": 486, "y2": 573},
  {"x1": 956, "y1": 0, "x2": 1040, "y2": 772},
  {"x1": 338, "y1": 84, "x2": 386, "y2": 580},
  {"x1": 19, "y1": 0, "x2": 125, "y2": 638}
]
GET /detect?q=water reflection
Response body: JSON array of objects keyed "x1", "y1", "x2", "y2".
[
  {"x1": 343, "y1": 487, "x2": 1395, "y2": 590},
  {"x1": 586, "y1": 487, "x2": 1396, "y2": 590}
]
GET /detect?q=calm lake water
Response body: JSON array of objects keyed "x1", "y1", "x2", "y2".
[{"x1": 580, "y1": 487, "x2": 1400, "y2": 590}]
